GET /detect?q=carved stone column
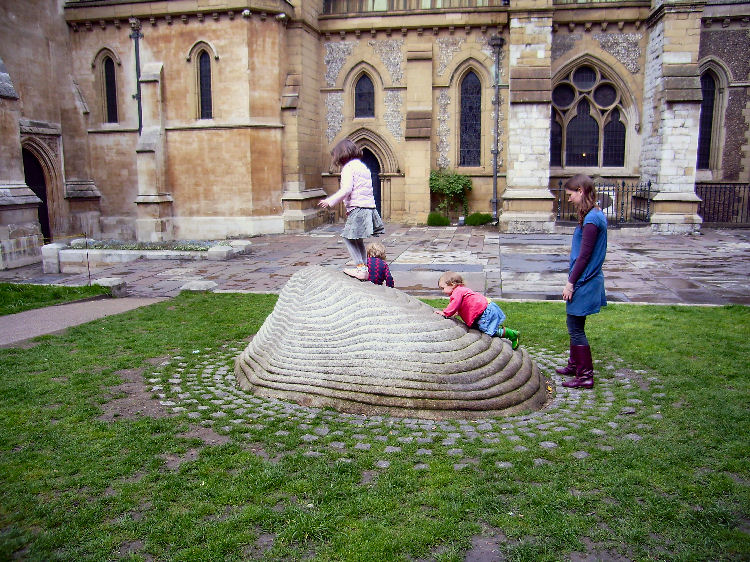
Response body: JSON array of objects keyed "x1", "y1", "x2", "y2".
[
  {"x1": 501, "y1": 0, "x2": 555, "y2": 233},
  {"x1": 0, "y1": 60, "x2": 43, "y2": 269},
  {"x1": 402, "y1": 44, "x2": 433, "y2": 224},
  {"x1": 134, "y1": 57, "x2": 173, "y2": 242},
  {"x1": 640, "y1": 0, "x2": 705, "y2": 233}
]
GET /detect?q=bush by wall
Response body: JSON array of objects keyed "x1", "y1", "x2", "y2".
[
  {"x1": 429, "y1": 170, "x2": 472, "y2": 217},
  {"x1": 465, "y1": 212, "x2": 493, "y2": 226},
  {"x1": 427, "y1": 212, "x2": 451, "y2": 226}
]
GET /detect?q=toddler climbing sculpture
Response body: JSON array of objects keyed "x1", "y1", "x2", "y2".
[{"x1": 235, "y1": 266, "x2": 547, "y2": 419}]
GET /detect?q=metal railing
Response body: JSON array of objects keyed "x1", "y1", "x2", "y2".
[
  {"x1": 323, "y1": 0, "x2": 508, "y2": 15},
  {"x1": 696, "y1": 182, "x2": 750, "y2": 227},
  {"x1": 553, "y1": 0, "x2": 644, "y2": 4},
  {"x1": 553, "y1": 180, "x2": 652, "y2": 227}
]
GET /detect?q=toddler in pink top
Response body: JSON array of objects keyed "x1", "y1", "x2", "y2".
[{"x1": 434, "y1": 271, "x2": 520, "y2": 349}]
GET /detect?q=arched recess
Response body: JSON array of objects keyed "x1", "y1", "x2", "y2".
[
  {"x1": 348, "y1": 127, "x2": 400, "y2": 174},
  {"x1": 697, "y1": 57, "x2": 730, "y2": 175},
  {"x1": 448, "y1": 59, "x2": 493, "y2": 169},
  {"x1": 551, "y1": 54, "x2": 638, "y2": 171},
  {"x1": 186, "y1": 41, "x2": 219, "y2": 120},
  {"x1": 91, "y1": 47, "x2": 122, "y2": 69},
  {"x1": 553, "y1": 54, "x2": 639, "y2": 133},
  {"x1": 348, "y1": 127, "x2": 401, "y2": 220},
  {"x1": 20, "y1": 137, "x2": 62, "y2": 241},
  {"x1": 342, "y1": 62, "x2": 386, "y2": 120},
  {"x1": 91, "y1": 47, "x2": 122, "y2": 124},
  {"x1": 186, "y1": 40, "x2": 220, "y2": 62},
  {"x1": 438, "y1": 49, "x2": 495, "y2": 89}
]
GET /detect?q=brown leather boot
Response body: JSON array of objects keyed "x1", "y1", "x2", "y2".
[{"x1": 562, "y1": 345, "x2": 594, "y2": 389}]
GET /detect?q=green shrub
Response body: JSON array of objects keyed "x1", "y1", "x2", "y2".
[
  {"x1": 427, "y1": 212, "x2": 451, "y2": 226},
  {"x1": 465, "y1": 212, "x2": 493, "y2": 226},
  {"x1": 429, "y1": 169, "x2": 472, "y2": 216}
]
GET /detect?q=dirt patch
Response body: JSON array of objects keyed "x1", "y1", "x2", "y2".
[
  {"x1": 614, "y1": 368, "x2": 651, "y2": 391},
  {"x1": 241, "y1": 441, "x2": 286, "y2": 463},
  {"x1": 160, "y1": 448, "x2": 199, "y2": 470},
  {"x1": 568, "y1": 537, "x2": 633, "y2": 562},
  {"x1": 464, "y1": 523, "x2": 507, "y2": 562},
  {"x1": 178, "y1": 426, "x2": 231, "y2": 447},
  {"x1": 118, "y1": 540, "x2": 152, "y2": 561},
  {"x1": 97, "y1": 368, "x2": 171, "y2": 422},
  {"x1": 243, "y1": 532, "x2": 275, "y2": 558},
  {"x1": 360, "y1": 470, "x2": 378, "y2": 485},
  {"x1": 144, "y1": 355, "x2": 172, "y2": 367}
]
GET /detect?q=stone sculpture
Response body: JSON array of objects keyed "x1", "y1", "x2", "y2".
[{"x1": 235, "y1": 266, "x2": 548, "y2": 419}]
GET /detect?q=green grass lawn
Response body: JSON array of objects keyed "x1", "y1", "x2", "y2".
[
  {"x1": 0, "y1": 293, "x2": 748, "y2": 561},
  {"x1": 0, "y1": 282, "x2": 111, "y2": 316}
]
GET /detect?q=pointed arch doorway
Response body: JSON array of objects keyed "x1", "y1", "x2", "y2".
[
  {"x1": 22, "y1": 148, "x2": 51, "y2": 243},
  {"x1": 360, "y1": 148, "x2": 381, "y2": 214}
]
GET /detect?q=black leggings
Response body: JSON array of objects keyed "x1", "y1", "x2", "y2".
[{"x1": 566, "y1": 314, "x2": 588, "y2": 346}]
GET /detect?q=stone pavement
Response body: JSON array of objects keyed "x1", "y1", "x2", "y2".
[{"x1": 0, "y1": 223, "x2": 749, "y2": 305}]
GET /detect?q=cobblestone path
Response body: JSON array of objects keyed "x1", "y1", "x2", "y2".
[{"x1": 147, "y1": 345, "x2": 665, "y2": 472}]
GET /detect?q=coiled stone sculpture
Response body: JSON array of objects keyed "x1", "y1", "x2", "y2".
[{"x1": 235, "y1": 266, "x2": 548, "y2": 419}]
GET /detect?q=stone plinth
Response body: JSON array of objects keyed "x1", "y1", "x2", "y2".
[{"x1": 235, "y1": 266, "x2": 548, "y2": 419}]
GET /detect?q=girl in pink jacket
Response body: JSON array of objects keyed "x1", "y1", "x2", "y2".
[
  {"x1": 318, "y1": 139, "x2": 384, "y2": 280},
  {"x1": 434, "y1": 271, "x2": 520, "y2": 349}
]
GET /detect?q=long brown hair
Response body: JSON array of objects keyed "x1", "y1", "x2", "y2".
[
  {"x1": 330, "y1": 139, "x2": 363, "y2": 168},
  {"x1": 564, "y1": 174, "x2": 597, "y2": 226}
]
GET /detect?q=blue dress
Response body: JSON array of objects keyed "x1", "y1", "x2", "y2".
[{"x1": 567, "y1": 208, "x2": 607, "y2": 317}]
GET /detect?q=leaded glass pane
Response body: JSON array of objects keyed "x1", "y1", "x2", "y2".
[
  {"x1": 696, "y1": 72, "x2": 716, "y2": 170},
  {"x1": 459, "y1": 71, "x2": 481, "y2": 167},
  {"x1": 572, "y1": 65, "x2": 597, "y2": 90},
  {"x1": 104, "y1": 57, "x2": 118, "y2": 123},
  {"x1": 355, "y1": 74, "x2": 375, "y2": 118},
  {"x1": 593, "y1": 84, "x2": 617, "y2": 108},
  {"x1": 552, "y1": 83, "x2": 575, "y2": 108},
  {"x1": 603, "y1": 108, "x2": 626, "y2": 166},
  {"x1": 550, "y1": 110, "x2": 562, "y2": 167},
  {"x1": 199, "y1": 51, "x2": 212, "y2": 119},
  {"x1": 566, "y1": 99, "x2": 598, "y2": 166}
]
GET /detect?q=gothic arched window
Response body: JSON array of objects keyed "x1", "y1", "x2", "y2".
[
  {"x1": 103, "y1": 56, "x2": 118, "y2": 123},
  {"x1": 551, "y1": 64, "x2": 627, "y2": 168},
  {"x1": 354, "y1": 74, "x2": 375, "y2": 118},
  {"x1": 697, "y1": 71, "x2": 717, "y2": 170},
  {"x1": 198, "y1": 50, "x2": 213, "y2": 119},
  {"x1": 459, "y1": 70, "x2": 481, "y2": 167}
]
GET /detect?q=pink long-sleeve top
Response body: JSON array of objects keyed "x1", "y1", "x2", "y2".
[
  {"x1": 323, "y1": 159, "x2": 376, "y2": 213},
  {"x1": 441, "y1": 285, "x2": 490, "y2": 327}
]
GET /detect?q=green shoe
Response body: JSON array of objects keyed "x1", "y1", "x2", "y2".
[{"x1": 499, "y1": 327, "x2": 520, "y2": 350}]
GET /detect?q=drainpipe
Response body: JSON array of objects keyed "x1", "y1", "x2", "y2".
[
  {"x1": 489, "y1": 35, "x2": 505, "y2": 223},
  {"x1": 129, "y1": 17, "x2": 143, "y2": 134}
]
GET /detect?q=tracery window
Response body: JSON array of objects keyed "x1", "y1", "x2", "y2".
[
  {"x1": 103, "y1": 56, "x2": 118, "y2": 123},
  {"x1": 550, "y1": 64, "x2": 626, "y2": 168},
  {"x1": 198, "y1": 50, "x2": 212, "y2": 119},
  {"x1": 354, "y1": 74, "x2": 375, "y2": 118},
  {"x1": 696, "y1": 71, "x2": 717, "y2": 170},
  {"x1": 459, "y1": 70, "x2": 481, "y2": 167}
]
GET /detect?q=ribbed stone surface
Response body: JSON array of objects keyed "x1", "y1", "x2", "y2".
[{"x1": 235, "y1": 266, "x2": 547, "y2": 419}]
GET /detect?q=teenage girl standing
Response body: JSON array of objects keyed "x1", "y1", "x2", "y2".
[
  {"x1": 318, "y1": 139, "x2": 384, "y2": 280},
  {"x1": 557, "y1": 174, "x2": 608, "y2": 389}
]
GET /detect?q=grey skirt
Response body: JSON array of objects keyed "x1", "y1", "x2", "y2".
[{"x1": 341, "y1": 207, "x2": 385, "y2": 239}]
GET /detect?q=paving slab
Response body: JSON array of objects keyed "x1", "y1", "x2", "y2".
[{"x1": 0, "y1": 224, "x2": 747, "y2": 309}]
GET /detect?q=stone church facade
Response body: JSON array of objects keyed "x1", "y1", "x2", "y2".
[{"x1": 0, "y1": 0, "x2": 748, "y2": 268}]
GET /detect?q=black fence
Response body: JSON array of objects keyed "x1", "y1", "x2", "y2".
[
  {"x1": 696, "y1": 183, "x2": 750, "y2": 227},
  {"x1": 553, "y1": 180, "x2": 653, "y2": 227}
]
